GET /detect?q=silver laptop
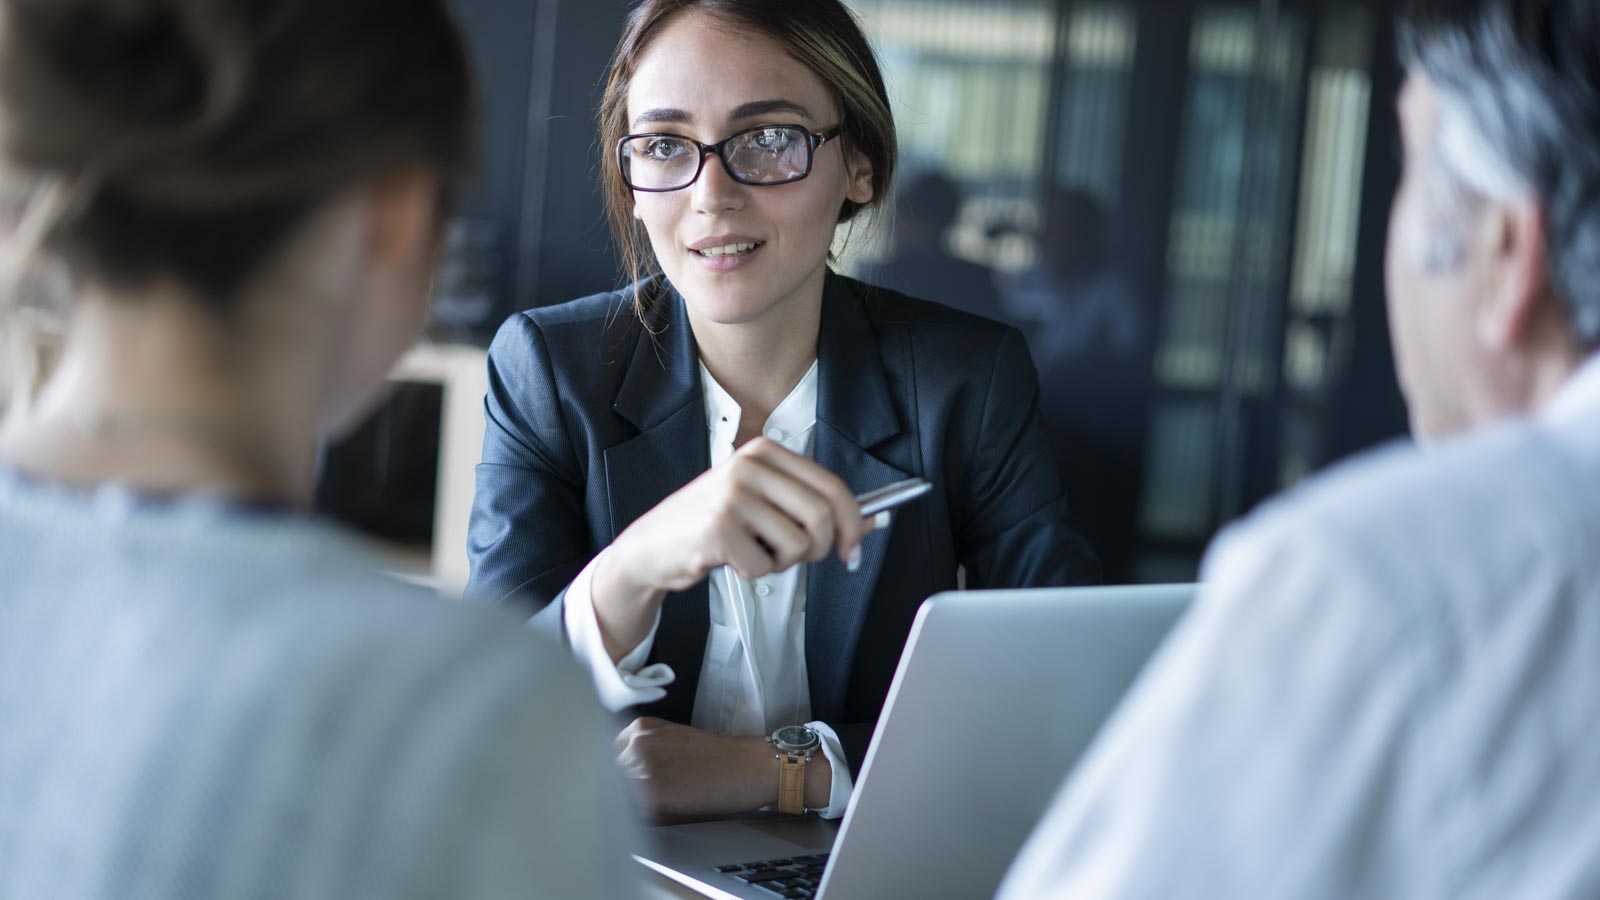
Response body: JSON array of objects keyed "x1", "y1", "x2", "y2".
[{"x1": 634, "y1": 584, "x2": 1194, "y2": 899}]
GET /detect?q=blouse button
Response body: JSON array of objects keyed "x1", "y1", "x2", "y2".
[
  {"x1": 755, "y1": 582, "x2": 773, "y2": 598},
  {"x1": 766, "y1": 427, "x2": 787, "y2": 442}
]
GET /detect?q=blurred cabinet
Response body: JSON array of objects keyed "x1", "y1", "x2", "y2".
[
  {"x1": 317, "y1": 345, "x2": 488, "y2": 595},
  {"x1": 389, "y1": 344, "x2": 489, "y2": 594},
  {"x1": 1140, "y1": 4, "x2": 1390, "y2": 580}
]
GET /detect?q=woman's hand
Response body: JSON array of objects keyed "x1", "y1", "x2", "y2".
[
  {"x1": 615, "y1": 717, "x2": 833, "y2": 817},
  {"x1": 591, "y1": 437, "x2": 868, "y2": 660}
]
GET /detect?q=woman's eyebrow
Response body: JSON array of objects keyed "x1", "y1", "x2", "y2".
[
  {"x1": 728, "y1": 99, "x2": 815, "y2": 122},
  {"x1": 631, "y1": 99, "x2": 816, "y2": 130},
  {"x1": 632, "y1": 107, "x2": 692, "y2": 128}
]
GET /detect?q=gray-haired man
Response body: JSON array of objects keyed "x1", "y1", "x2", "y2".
[{"x1": 1001, "y1": 1, "x2": 1600, "y2": 897}]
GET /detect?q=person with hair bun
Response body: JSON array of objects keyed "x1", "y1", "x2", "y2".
[
  {"x1": 468, "y1": 0, "x2": 1099, "y2": 821},
  {"x1": 0, "y1": 0, "x2": 633, "y2": 896}
]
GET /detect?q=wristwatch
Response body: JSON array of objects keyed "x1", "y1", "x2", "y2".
[{"x1": 767, "y1": 725, "x2": 821, "y2": 815}]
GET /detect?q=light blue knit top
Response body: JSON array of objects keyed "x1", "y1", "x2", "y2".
[{"x1": 0, "y1": 470, "x2": 636, "y2": 899}]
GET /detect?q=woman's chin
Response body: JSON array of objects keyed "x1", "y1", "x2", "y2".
[
  {"x1": 686, "y1": 295, "x2": 778, "y2": 327},
  {"x1": 668, "y1": 275, "x2": 780, "y2": 326}
]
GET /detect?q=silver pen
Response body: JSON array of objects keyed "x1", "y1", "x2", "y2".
[{"x1": 856, "y1": 477, "x2": 933, "y2": 518}]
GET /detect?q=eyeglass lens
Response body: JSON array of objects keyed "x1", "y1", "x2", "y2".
[{"x1": 623, "y1": 126, "x2": 812, "y2": 191}]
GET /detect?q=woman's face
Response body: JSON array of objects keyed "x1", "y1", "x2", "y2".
[{"x1": 625, "y1": 11, "x2": 874, "y2": 327}]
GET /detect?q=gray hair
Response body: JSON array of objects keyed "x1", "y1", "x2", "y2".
[{"x1": 1399, "y1": 0, "x2": 1600, "y2": 348}]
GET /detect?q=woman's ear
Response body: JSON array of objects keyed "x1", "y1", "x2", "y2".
[
  {"x1": 366, "y1": 168, "x2": 438, "y2": 270},
  {"x1": 845, "y1": 148, "x2": 875, "y2": 206}
]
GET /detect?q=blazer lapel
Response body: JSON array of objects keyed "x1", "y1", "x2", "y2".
[
  {"x1": 807, "y1": 274, "x2": 911, "y2": 723},
  {"x1": 603, "y1": 284, "x2": 710, "y2": 722}
]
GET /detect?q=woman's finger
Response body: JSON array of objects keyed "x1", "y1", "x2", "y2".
[
  {"x1": 721, "y1": 528, "x2": 778, "y2": 580},
  {"x1": 740, "y1": 440, "x2": 865, "y2": 555},
  {"x1": 737, "y1": 498, "x2": 815, "y2": 571},
  {"x1": 733, "y1": 463, "x2": 836, "y2": 561}
]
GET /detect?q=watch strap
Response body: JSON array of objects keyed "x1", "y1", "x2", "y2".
[{"x1": 777, "y1": 752, "x2": 807, "y2": 815}]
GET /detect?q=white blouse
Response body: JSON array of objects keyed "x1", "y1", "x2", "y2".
[{"x1": 561, "y1": 360, "x2": 854, "y2": 818}]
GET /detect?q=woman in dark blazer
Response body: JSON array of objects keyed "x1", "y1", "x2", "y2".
[{"x1": 468, "y1": 0, "x2": 1099, "y2": 819}]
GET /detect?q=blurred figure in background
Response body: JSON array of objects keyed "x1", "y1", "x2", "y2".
[
  {"x1": 1003, "y1": 188, "x2": 1146, "y2": 366},
  {"x1": 0, "y1": 0, "x2": 631, "y2": 897},
  {"x1": 1002, "y1": 0, "x2": 1600, "y2": 896},
  {"x1": 868, "y1": 170, "x2": 1002, "y2": 321},
  {"x1": 1005, "y1": 188, "x2": 1152, "y2": 583}
]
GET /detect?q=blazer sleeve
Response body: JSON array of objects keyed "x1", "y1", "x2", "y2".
[
  {"x1": 466, "y1": 314, "x2": 593, "y2": 620},
  {"x1": 959, "y1": 328, "x2": 1102, "y2": 588}
]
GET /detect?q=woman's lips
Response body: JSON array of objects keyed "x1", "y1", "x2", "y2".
[{"x1": 688, "y1": 240, "x2": 765, "y2": 272}]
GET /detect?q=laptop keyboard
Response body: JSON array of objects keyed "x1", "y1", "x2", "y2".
[{"x1": 712, "y1": 853, "x2": 830, "y2": 898}]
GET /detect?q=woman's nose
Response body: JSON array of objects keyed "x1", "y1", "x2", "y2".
[{"x1": 690, "y1": 150, "x2": 746, "y2": 214}]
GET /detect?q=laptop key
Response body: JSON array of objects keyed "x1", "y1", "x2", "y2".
[
  {"x1": 736, "y1": 869, "x2": 791, "y2": 885},
  {"x1": 715, "y1": 864, "x2": 747, "y2": 874}
]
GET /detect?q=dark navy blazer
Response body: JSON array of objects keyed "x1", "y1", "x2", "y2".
[{"x1": 466, "y1": 271, "x2": 1100, "y2": 774}]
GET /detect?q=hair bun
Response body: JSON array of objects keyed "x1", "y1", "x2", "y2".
[
  {"x1": 0, "y1": 0, "x2": 247, "y2": 197},
  {"x1": 0, "y1": 0, "x2": 474, "y2": 306}
]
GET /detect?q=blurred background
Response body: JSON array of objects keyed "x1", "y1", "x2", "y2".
[{"x1": 324, "y1": 0, "x2": 1411, "y2": 588}]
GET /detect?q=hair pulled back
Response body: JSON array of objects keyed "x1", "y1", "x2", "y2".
[{"x1": 0, "y1": 0, "x2": 478, "y2": 305}]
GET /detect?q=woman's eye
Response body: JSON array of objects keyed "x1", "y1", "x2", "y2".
[
  {"x1": 644, "y1": 139, "x2": 683, "y2": 161},
  {"x1": 754, "y1": 128, "x2": 791, "y2": 151}
]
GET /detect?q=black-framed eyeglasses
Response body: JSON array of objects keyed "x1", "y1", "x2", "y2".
[{"x1": 618, "y1": 124, "x2": 844, "y2": 192}]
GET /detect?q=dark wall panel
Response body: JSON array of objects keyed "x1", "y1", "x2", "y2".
[
  {"x1": 525, "y1": 0, "x2": 632, "y2": 313},
  {"x1": 451, "y1": 0, "x2": 539, "y2": 321},
  {"x1": 451, "y1": 0, "x2": 631, "y2": 333}
]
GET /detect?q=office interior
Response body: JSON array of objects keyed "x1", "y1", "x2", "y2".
[{"x1": 321, "y1": 0, "x2": 1410, "y2": 590}]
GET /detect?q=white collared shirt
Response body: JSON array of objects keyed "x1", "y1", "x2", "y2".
[
  {"x1": 561, "y1": 360, "x2": 855, "y2": 819},
  {"x1": 999, "y1": 357, "x2": 1600, "y2": 899}
]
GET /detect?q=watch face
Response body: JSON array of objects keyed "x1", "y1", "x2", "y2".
[{"x1": 774, "y1": 725, "x2": 817, "y2": 748}]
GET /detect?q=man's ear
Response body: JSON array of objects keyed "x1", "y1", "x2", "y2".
[
  {"x1": 845, "y1": 147, "x2": 875, "y2": 206},
  {"x1": 1476, "y1": 199, "x2": 1551, "y2": 352},
  {"x1": 366, "y1": 168, "x2": 439, "y2": 270}
]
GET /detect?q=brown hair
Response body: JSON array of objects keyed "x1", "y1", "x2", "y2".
[
  {"x1": 598, "y1": 0, "x2": 897, "y2": 316},
  {"x1": 0, "y1": 0, "x2": 478, "y2": 306}
]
